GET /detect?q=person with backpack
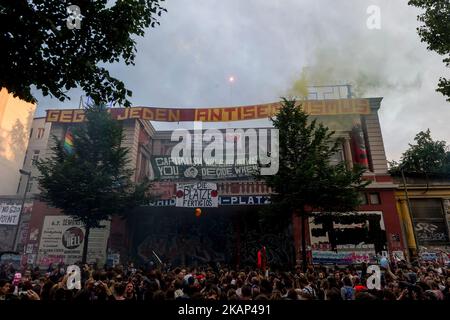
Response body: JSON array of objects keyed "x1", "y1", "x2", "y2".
[
  {"x1": 341, "y1": 276, "x2": 355, "y2": 300},
  {"x1": 298, "y1": 275, "x2": 316, "y2": 299}
]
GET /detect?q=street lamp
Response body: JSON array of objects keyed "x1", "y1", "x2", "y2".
[{"x1": 12, "y1": 169, "x2": 31, "y2": 251}]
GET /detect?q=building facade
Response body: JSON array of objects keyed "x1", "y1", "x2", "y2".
[
  {"x1": 394, "y1": 176, "x2": 450, "y2": 260},
  {"x1": 16, "y1": 117, "x2": 52, "y2": 195},
  {"x1": 15, "y1": 97, "x2": 407, "y2": 268},
  {"x1": 142, "y1": 98, "x2": 405, "y2": 267},
  {"x1": 0, "y1": 88, "x2": 36, "y2": 195},
  {"x1": 14, "y1": 117, "x2": 155, "y2": 266},
  {"x1": 0, "y1": 88, "x2": 35, "y2": 261}
]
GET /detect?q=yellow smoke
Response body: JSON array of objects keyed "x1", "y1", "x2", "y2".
[{"x1": 288, "y1": 68, "x2": 309, "y2": 99}]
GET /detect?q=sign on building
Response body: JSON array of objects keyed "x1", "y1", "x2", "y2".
[
  {"x1": 0, "y1": 203, "x2": 21, "y2": 225},
  {"x1": 151, "y1": 156, "x2": 258, "y2": 180},
  {"x1": 149, "y1": 195, "x2": 271, "y2": 207},
  {"x1": 175, "y1": 182, "x2": 218, "y2": 208},
  {"x1": 37, "y1": 216, "x2": 110, "y2": 266}
]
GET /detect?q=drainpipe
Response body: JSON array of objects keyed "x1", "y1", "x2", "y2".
[{"x1": 401, "y1": 168, "x2": 419, "y2": 256}]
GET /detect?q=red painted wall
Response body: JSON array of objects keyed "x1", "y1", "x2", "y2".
[{"x1": 358, "y1": 189, "x2": 405, "y2": 252}]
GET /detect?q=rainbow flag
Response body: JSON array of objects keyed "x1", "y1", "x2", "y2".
[{"x1": 63, "y1": 128, "x2": 74, "y2": 154}]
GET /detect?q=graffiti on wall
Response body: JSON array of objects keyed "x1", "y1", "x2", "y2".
[
  {"x1": 238, "y1": 230, "x2": 294, "y2": 267},
  {"x1": 414, "y1": 221, "x2": 449, "y2": 243},
  {"x1": 133, "y1": 208, "x2": 295, "y2": 267},
  {"x1": 135, "y1": 210, "x2": 233, "y2": 266}
]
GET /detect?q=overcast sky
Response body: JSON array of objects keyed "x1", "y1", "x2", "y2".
[{"x1": 33, "y1": 0, "x2": 450, "y2": 161}]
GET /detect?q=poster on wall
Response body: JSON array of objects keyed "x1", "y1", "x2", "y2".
[
  {"x1": 445, "y1": 199, "x2": 450, "y2": 244},
  {"x1": 0, "y1": 200, "x2": 33, "y2": 225},
  {"x1": 392, "y1": 250, "x2": 405, "y2": 261},
  {"x1": 0, "y1": 203, "x2": 22, "y2": 225},
  {"x1": 175, "y1": 182, "x2": 218, "y2": 208},
  {"x1": 0, "y1": 200, "x2": 33, "y2": 251},
  {"x1": 16, "y1": 221, "x2": 30, "y2": 254},
  {"x1": 37, "y1": 216, "x2": 110, "y2": 266}
]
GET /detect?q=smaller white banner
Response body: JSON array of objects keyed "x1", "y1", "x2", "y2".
[
  {"x1": 0, "y1": 204, "x2": 21, "y2": 225},
  {"x1": 175, "y1": 182, "x2": 218, "y2": 208}
]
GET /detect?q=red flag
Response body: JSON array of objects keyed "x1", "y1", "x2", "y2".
[{"x1": 257, "y1": 246, "x2": 267, "y2": 271}]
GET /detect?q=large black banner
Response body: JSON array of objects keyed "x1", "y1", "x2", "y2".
[
  {"x1": 151, "y1": 156, "x2": 259, "y2": 180},
  {"x1": 132, "y1": 207, "x2": 294, "y2": 268}
]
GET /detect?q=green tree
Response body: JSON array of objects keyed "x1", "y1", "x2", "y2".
[
  {"x1": 408, "y1": 0, "x2": 450, "y2": 101},
  {"x1": 0, "y1": 0, "x2": 166, "y2": 106},
  {"x1": 36, "y1": 104, "x2": 149, "y2": 263},
  {"x1": 388, "y1": 129, "x2": 450, "y2": 177},
  {"x1": 258, "y1": 98, "x2": 369, "y2": 271}
]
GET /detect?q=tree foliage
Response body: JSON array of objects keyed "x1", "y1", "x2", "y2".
[
  {"x1": 257, "y1": 98, "x2": 369, "y2": 270},
  {"x1": 259, "y1": 98, "x2": 369, "y2": 220},
  {"x1": 0, "y1": 0, "x2": 166, "y2": 106},
  {"x1": 389, "y1": 129, "x2": 450, "y2": 177},
  {"x1": 36, "y1": 104, "x2": 149, "y2": 262},
  {"x1": 408, "y1": 0, "x2": 450, "y2": 101}
]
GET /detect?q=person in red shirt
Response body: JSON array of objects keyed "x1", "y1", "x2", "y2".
[
  {"x1": 257, "y1": 246, "x2": 267, "y2": 273},
  {"x1": 353, "y1": 276, "x2": 368, "y2": 293}
]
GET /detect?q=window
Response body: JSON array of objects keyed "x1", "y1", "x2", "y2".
[
  {"x1": 410, "y1": 199, "x2": 443, "y2": 219},
  {"x1": 31, "y1": 150, "x2": 40, "y2": 165},
  {"x1": 358, "y1": 192, "x2": 368, "y2": 205},
  {"x1": 37, "y1": 128, "x2": 45, "y2": 139},
  {"x1": 369, "y1": 193, "x2": 381, "y2": 205}
]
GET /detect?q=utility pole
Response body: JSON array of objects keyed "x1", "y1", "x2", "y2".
[
  {"x1": 400, "y1": 167, "x2": 419, "y2": 257},
  {"x1": 12, "y1": 170, "x2": 31, "y2": 251}
]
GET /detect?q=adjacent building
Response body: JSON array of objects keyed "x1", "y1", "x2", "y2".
[
  {"x1": 16, "y1": 117, "x2": 52, "y2": 195},
  {"x1": 0, "y1": 88, "x2": 35, "y2": 257},
  {"x1": 0, "y1": 88, "x2": 36, "y2": 195},
  {"x1": 394, "y1": 176, "x2": 450, "y2": 259}
]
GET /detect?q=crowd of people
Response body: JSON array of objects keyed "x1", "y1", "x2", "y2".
[{"x1": 1, "y1": 258, "x2": 449, "y2": 301}]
